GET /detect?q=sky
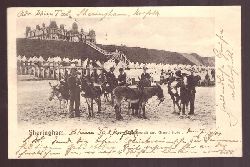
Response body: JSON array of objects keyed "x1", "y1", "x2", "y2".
[{"x1": 16, "y1": 17, "x2": 215, "y2": 57}]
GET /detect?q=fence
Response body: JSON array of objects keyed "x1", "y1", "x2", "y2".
[{"x1": 17, "y1": 61, "x2": 104, "y2": 80}]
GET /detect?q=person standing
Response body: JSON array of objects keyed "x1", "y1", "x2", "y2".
[
  {"x1": 106, "y1": 66, "x2": 117, "y2": 88},
  {"x1": 67, "y1": 68, "x2": 81, "y2": 118},
  {"x1": 138, "y1": 66, "x2": 151, "y2": 101},
  {"x1": 64, "y1": 69, "x2": 69, "y2": 82},
  {"x1": 141, "y1": 66, "x2": 151, "y2": 81},
  {"x1": 106, "y1": 66, "x2": 117, "y2": 105},
  {"x1": 174, "y1": 70, "x2": 183, "y2": 88},
  {"x1": 117, "y1": 68, "x2": 127, "y2": 86},
  {"x1": 160, "y1": 69, "x2": 165, "y2": 85},
  {"x1": 90, "y1": 68, "x2": 99, "y2": 83},
  {"x1": 187, "y1": 69, "x2": 197, "y2": 115},
  {"x1": 139, "y1": 66, "x2": 151, "y2": 88},
  {"x1": 205, "y1": 71, "x2": 210, "y2": 86},
  {"x1": 211, "y1": 69, "x2": 215, "y2": 80}
]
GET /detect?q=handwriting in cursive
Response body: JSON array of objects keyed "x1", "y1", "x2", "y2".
[
  {"x1": 213, "y1": 29, "x2": 239, "y2": 126},
  {"x1": 15, "y1": 128, "x2": 240, "y2": 158}
]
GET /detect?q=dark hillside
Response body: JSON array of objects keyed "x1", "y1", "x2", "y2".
[
  {"x1": 17, "y1": 38, "x2": 214, "y2": 66},
  {"x1": 16, "y1": 38, "x2": 108, "y2": 62}
]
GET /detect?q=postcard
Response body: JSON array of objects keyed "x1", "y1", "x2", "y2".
[{"x1": 8, "y1": 6, "x2": 241, "y2": 158}]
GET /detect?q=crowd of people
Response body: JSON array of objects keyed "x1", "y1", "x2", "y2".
[
  {"x1": 62, "y1": 65, "x2": 215, "y2": 88},
  {"x1": 17, "y1": 55, "x2": 216, "y2": 118},
  {"x1": 17, "y1": 55, "x2": 215, "y2": 87},
  {"x1": 60, "y1": 64, "x2": 212, "y2": 118},
  {"x1": 61, "y1": 66, "x2": 152, "y2": 118}
]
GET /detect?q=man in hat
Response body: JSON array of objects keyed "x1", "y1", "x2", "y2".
[
  {"x1": 67, "y1": 68, "x2": 81, "y2": 118},
  {"x1": 175, "y1": 70, "x2": 183, "y2": 88},
  {"x1": 106, "y1": 66, "x2": 117, "y2": 88},
  {"x1": 186, "y1": 69, "x2": 197, "y2": 115},
  {"x1": 141, "y1": 66, "x2": 151, "y2": 81},
  {"x1": 117, "y1": 68, "x2": 127, "y2": 86},
  {"x1": 166, "y1": 70, "x2": 174, "y2": 82},
  {"x1": 179, "y1": 72, "x2": 190, "y2": 115},
  {"x1": 106, "y1": 66, "x2": 117, "y2": 105},
  {"x1": 138, "y1": 66, "x2": 151, "y2": 100},
  {"x1": 205, "y1": 70, "x2": 210, "y2": 86},
  {"x1": 160, "y1": 69, "x2": 165, "y2": 85},
  {"x1": 90, "y1": 68, "x2": 99, "y2": 83}
]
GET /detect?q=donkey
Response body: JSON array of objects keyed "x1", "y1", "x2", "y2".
[
  {"x1": 81, "y1": 77, "x2": 102, "y2": 118},
  {"x1": 113, "y1": 84, "x2": 164, "y2": 120},
  {"x1": 48, "y1": 81, "x2": 69, "y2": 110},
  {"x1": 168, "y1": 79, "x2": 182, "y2": 113},
  {"x1": 168, "y1": 75, "x2": 201, "y2": 116},
  {"x1": 101, "y1": 81, "x2": 113, "y2": 103},
  {"x1": 179, "y1": 75, "x2": 201, "y2": 116}
]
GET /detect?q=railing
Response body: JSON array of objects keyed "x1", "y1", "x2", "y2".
[
  {"x1": 16, "y1": 61, "x2": 102, "y2": 80},
  {"x1": 85, "y1": 41, "x2": 113, "y2": 56},
  {"x1": 85, "y1": 41, "x2": 131, "y2": 65}
]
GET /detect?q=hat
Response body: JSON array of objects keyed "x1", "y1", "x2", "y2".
[
  {"x1": 143, "y1": 66, "x2": 148, "y2": 70},
  {"x1": 175, "y1": 70, "x2": 182, "y2": 77},
  {"x1": 70, "y1": 68, "x2": 77, "y2": 74},
  {"x1": 119, "y1": 68, "x2": 124, "y2": 72}
]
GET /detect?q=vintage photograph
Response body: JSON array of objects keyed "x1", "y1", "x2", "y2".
[
  {"x1": 16, "y1": 17, "x2": 215, "y2": 128},
  {"x1": 8, "y1": 7, "x2": 241, "y2": 158}
]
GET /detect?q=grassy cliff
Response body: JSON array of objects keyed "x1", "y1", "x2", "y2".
[{"x1": 17, "y1": 38, "x2": 214, "y2": 66}]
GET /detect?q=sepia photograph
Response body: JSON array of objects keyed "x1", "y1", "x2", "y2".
[
  {"x1": 16, "y1": 17, "x2": 216, "y2": 128},
  {"x1": 8, "y1": 7, "x2": 241, "y2": 158}
]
